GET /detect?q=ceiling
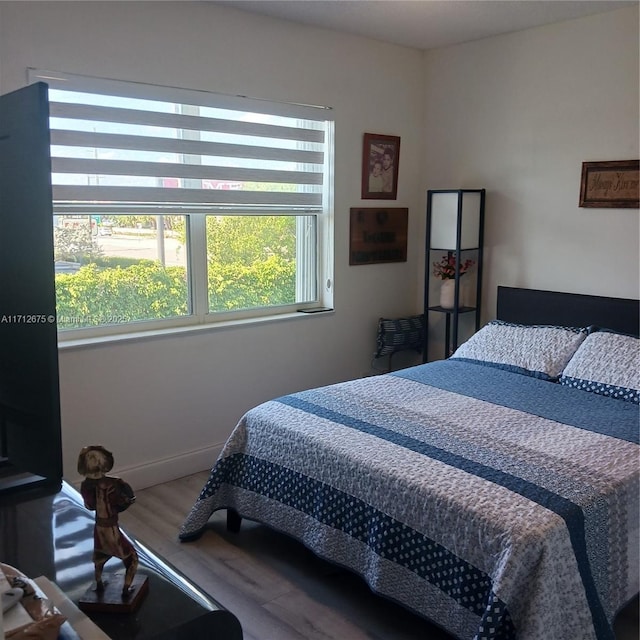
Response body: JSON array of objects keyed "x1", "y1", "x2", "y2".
[{"x1": 214, "y1": 0, "x2": 636, "y2": 50}]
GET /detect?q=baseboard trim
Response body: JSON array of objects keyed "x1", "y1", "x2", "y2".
[{"x1": 66, "y1": 444, "x2": 223, "y2": 491}]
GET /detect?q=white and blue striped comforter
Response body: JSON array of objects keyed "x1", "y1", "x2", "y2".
[{"x1": 179, "y1": 360, "x2": 639, "y2": 640}]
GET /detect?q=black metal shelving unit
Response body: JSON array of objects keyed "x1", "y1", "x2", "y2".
[{"x1": 423, "y1": 189, "x2": 485, "y2": 362}]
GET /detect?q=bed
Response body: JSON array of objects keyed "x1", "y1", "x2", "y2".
[{"x1": 179, "y1": 286, "x2": 639, "y2": 640}]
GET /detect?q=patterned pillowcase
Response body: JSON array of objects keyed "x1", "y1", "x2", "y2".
[
  {"x1": 559, "y1": 331, "x2": 640, "y2": 404},
  {"x1": 450, "y1": 320, "x2": 587, "y2": 380},
  {"x1": 375, "y1": 315, "x2": 424, "y2": 358}
]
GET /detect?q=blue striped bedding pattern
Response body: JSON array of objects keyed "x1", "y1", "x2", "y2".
[{"x1": 179, "y1": 360, "x2": 639, "y2": 640}]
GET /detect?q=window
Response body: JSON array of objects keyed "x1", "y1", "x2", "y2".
[{"x1": 29, "y1": 69, "x2": 334, "y2": 339}]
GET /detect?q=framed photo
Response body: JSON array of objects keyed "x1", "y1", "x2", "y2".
[
  {"x1": 349, "y1": 207, "x2": 408, "y2": 265},
  {"x1": 361, "y1": 133, "x2": 400, "y2": 200},
  {"x1": 579, "y1": 160, "x2": 639, "y2": 208}
]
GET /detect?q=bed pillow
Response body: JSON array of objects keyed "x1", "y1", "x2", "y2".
[
  {"x1": 450, "y1": 320, "x2": 587, "y2": 380},
  {"x1": 559, "y1": 330, "x2": 640, "y2": 403}
]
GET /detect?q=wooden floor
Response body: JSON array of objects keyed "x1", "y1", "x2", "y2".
[{"x1": 119, "y1": 471, "x2": 639, "y2": 640}]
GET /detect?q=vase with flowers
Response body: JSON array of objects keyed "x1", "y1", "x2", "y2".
[{"x1": 433, "y1": 254, "x2": 475, "y2": 309}]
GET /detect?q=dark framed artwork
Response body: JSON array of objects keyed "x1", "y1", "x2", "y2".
[
  {"x1": 349, "y1": 207, "x2": 408, "y2": 265},
  {"x1": 361, "y1": 133, "x2": 400, "y2": 200},
  {"x1": 579, "y1": 160, "x2": 639, "y2": 208}
]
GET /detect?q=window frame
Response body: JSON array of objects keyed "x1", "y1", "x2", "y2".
[{"x1": 29, "y1": 69, "x2": 335, "y2": 342}]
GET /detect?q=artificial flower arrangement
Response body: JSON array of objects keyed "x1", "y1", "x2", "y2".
[{"x1": 433, "y1": 254, "x2": 475, "y2": 280}]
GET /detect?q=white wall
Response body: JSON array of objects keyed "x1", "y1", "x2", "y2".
[
  {"x1": 421, "y1": 6, "x2": 639, "y2": 325},
  {"x1": 0, "y1": 1, "x2": 426, "y2": 487}
]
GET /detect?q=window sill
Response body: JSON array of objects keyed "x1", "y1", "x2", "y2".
[{"x1": 57, "y1": 308, "x2": 335, "y2": 351}]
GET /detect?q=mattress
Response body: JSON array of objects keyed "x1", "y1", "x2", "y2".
[{"x1": 180, "y1": 359, "x2": 639, "y2": 640}]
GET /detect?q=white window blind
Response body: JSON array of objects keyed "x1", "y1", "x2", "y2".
[{"x1": 28, "y1": 69, "x2": 333, "y2": 215}]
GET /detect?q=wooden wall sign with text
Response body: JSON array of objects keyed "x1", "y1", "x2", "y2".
[
  {"x1": 349, "y1": 207, "x2": 408, "y2": 265},
  {"x1": 579, "y1": 160, "x2": 639, "y2": 208}
]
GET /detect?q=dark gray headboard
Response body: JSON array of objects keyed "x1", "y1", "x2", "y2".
[{"x1": 496, "y1": 286, "x2": 639, "y2": 336}]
